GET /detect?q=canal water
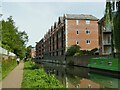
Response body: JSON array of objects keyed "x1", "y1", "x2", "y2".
[{"x1": 41, "y1": 62, "x2": 119, "y2": 88}]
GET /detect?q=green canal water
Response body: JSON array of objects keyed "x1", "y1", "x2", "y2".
[{"x1": 42, "y1": 62, "x2": 120, "y2": 88}]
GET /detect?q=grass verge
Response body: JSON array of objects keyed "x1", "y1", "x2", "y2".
[
  {"x1": 1, "y1": 59, "x2": 17, "y2": 80},
  {"x1": 22, "y1": 61, "x2": 64, "y2": 88}
]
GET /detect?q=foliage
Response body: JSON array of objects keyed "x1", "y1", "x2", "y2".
[
  {"x1": 66, "y1": 45, "x2": 98, "y2": 56},
  {"x1": 26, "y1": 45, "x2": 32, "y2": 59},
  {"x1": 1, "y1": 59, "x2": 17, "y2": 80},
  {"x1": 104, "y1": 1, "x2": 115, "y2": 57},
  {"x1": 66, "y1": 45, "x2": 81, "y2": 56},
  {"x1": 81, "y1": 48, "x2": 98, "y2": 55},
  {"x1": 104, "y1": 1, "x2": 120, "y2": 57},
  {"x1": 90, "y1": 48, "x2": 98, "y2": 55},
  {"x1": 74, "y1": 51, "x2": 83, "y2": 56},
  {"x1": 22, "y1": 61, "x2": 64, "y2": 88},
  {"x1": 113, "y1": 1, "x2": 120, "y2": 53},
  {"x1": 1, "y1": 16, "x2": 28, "y2": 59}
]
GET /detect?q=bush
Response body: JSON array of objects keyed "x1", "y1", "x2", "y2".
[
  {"x1": 66, "y1": 45, "x2": 81, "y2": 56},
  {"x1": 81, "y1": 48, "x2": 98, "y2": 55},
  {"x1": 74, "y1": 51, "x2": 83, "y2": 56}
]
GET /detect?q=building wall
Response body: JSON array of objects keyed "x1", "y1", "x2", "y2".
[
  {"x1": 36, "y1": 39, "x2": 43, "y2": 59},
  {"x1": 31, "y1": 47, "x2": 36, "y2": 58},
  {"x1": 67, "y1": 19, "x2": 99, "y2": 50},
  {"x1": 36, "y1": 14, "x2": 99, "y2": 59},
  {"x1": 98, "y1": 18, "x2": 112, "y2": 55}
]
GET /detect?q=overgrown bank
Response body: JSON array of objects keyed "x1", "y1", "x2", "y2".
[
  {"x1": 1, "y1": 59, "x2": 17, "y2": 80},
  {"x1": 22, "y1": 61, "x2": 64, "y2": 88}
]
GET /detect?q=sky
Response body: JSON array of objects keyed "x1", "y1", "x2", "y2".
[{"x1": 1, "y1": 0, "x2": 106, "y2": 47}]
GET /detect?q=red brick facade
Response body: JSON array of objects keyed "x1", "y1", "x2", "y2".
[
  {"x1": 66, "y1": 19, "x2": 98, "y2": 50},
  {"x1": 36, "y1": 39, "x2": 43, "y2": 59},
  {"x1": 36, "y1": 14, "x2": 99, "y2": 58}
]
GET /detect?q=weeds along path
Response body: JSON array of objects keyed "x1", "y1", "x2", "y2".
[{"x1": 1, "y1": 61, "x2": 24, "y2": 88}]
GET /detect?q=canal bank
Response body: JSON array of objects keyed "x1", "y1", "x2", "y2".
[{"x1": 39, "y1": 55, "x2": 119, "y2": 75}]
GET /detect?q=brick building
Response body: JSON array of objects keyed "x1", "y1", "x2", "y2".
[
  {"x1": 98, "y1": 16, "x2": 116, "y2": 55},
  {"x1": 36, "y1": 14, "x2": 99, "y2": 59},
  {"x1": 31, "y1": 47, "x2": 36, "y2": 58},
  {"x1": 36, "y1": 39, "x2": 43, "y2": 59}
]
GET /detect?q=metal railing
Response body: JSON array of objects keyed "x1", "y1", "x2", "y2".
[{"x1": 103, "y1": 41, "x2": 111, "y2": 45}]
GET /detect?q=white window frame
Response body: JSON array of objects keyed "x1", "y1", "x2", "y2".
[
  {"x1": 76, "y1": 41, "x2": 79, "y2": 45},
  {"x1": 86, "y1": 20, "x2": 90, "y2": 24},
  {"x1": 86, "y1": 40, "x2": 90, "y2": 44},
  {"x1": 76, "y1": 30, "x2": 79, "y2": 35},
  {"x1": 76, "y1": 20, "x2": 79, "y2": 25},
  {"x1": 86, "y1": 30, "x2": 90, "y2": 34}
]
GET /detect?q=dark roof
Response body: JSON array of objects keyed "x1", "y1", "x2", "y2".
[
  {"x1": 64, "y1": 14, "x2": 98, "y2": 20},
  {"x1": 98, "y1": 17, "x2": 104, "y2": 24}
]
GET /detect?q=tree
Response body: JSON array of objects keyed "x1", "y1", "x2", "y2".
[
  {"x1": 113, "y1": 1, "x2": 120, "y2": 57},
  {"x1": 104, "y1": 1, "x2": 115, "y2": 57},
  {"x1": 66, "y1": 45, "x2": 81, "y2": 56},
  {"x1": 1, "y1": 16, "x2": 29, "y2": 59},
  {"x1": 26, "y1": 45, "x2": 32, "y2": 58}
]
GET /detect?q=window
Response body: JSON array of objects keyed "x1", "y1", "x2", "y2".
[
  {"x1": 76, "y1": 20, "x2": 79, "y2": 25},
  {"x1": 86, "y1": 40, "x2": 90, "y2": 44},
  {"x1": 76, "y1": 30, "x2": 79, "y2": 35},
  {"x1": 76, "y1": 41, "x2": 79, "y2": 45},
  {"x1": 86, "y1": 30, "x2": 90, "y2": 34},
  {"x1": 86, "y1": 20, "x2": 90, "y2": 24}
]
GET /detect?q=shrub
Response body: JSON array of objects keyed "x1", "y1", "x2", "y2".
[{"x1": 66, "y1": 45, "x2": 81, "y2": 56}]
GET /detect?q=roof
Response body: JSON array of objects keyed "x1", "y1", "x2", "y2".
[
  {"x1": 64, "y1": 14, "x2": 98, "y2": 20},
  {"x1": 98, "y1": 17, "x2": 104, "y2": 24}
]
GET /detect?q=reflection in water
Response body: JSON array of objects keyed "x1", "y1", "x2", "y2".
[{"x1": 42, "y1": 62, "x2": 119, "y2": 88}]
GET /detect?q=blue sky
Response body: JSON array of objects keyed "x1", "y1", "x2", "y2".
[{"x1": 2, "y1": 1, "x2": 106, "y2": 47}]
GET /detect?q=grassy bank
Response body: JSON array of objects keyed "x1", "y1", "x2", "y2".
[
  {"x1": 22, "y1": 61, "x2": 64, "y2": 88},
  {"x1": 88, "y1": 58, "x2": 119, "y2": 71},
  {"x1": 1, "y1": 59, "x2": 17, "y2": 80}
]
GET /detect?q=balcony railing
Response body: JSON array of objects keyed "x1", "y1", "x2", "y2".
[
  {"x1": 103, "y1": 41, "x2": 111, "y2": 45},
  {"x1": 102, "y1": 26, "x2": 112, "y2": 33}
]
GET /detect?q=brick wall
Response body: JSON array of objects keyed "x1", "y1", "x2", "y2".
[{"x1": 67, "y1": 19, "x2": 99, "y2": 50}]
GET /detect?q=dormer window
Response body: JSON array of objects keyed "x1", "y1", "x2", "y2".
[
  {"x1": 76, "y1": 20, "x2": 79, "y2": 25},
  {"x1": 86, "y1": 20, "x2": 90, "y2": 24}
]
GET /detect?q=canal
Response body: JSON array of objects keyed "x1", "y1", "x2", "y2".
[{"x1": 41, "y1": 62, "x2": 119, "y2": 88}]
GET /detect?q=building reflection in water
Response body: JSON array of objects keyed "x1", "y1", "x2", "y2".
[{"x1": 42, "y1": 62, "x2": 119, "y2": 88}]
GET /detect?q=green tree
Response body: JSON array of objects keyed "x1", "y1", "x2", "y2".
[
  {"x1": 66, "y1": 45, "x2": 81, "y2": 56},
  {"x1": 104, "y1": 1, "x2": 114, "y2": 57},
  {"x1": 1, "y1": 16, "x2": 28, "y2": 59},
  {"x1": 26, "y1": 45, "x2": 32, "y2": 58},
  {"x1": 113, "y1": 1, "x2": 120, "y2": 57}
]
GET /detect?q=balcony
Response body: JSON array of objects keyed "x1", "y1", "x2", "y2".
[
  {"x1": 102, "y1": 26, "x2": 112, "y2": 33},
  {"x1": 103, "y1": 41, "x2": 111, "y2": 45}
]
